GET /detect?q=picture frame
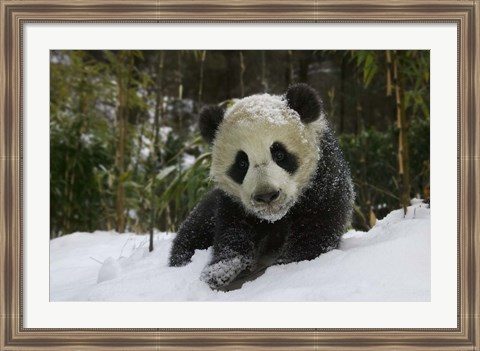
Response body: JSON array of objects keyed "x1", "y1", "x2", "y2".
[{"x1": 1, "y1": 0, "x2": 478, "y2": 349}]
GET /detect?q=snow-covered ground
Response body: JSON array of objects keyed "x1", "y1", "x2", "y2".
[{"x1": 50, "y1": 203, "x2": 430, "y2": 302}]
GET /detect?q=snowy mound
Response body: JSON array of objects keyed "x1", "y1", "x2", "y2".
[{"x1": 50, "y1": 203, "x2": 430, "y2": 301}]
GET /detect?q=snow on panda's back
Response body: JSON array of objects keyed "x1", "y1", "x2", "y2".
[{"x1": 211, "y1": 93, "x2": 327, "y2": 222}]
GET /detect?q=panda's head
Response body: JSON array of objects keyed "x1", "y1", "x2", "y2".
[{"x1": 199, "y1": 84, "x2": 326, "y2": 222}]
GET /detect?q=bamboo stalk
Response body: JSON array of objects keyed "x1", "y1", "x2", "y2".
[
  {"x1": 198, "y1": 50, "x2": 207, "y2": 103},
  {"x1": 286, "y1": 50, "x2": 293, "y2": 86},
  {"x1": 386, "y1": 50, "x2": 392, "y2": 96},
  {"x1": 261, "y1": 51, "x2": 268, "y2": 92},
  {"x1": 239, "y1": 51, "x2": 245, "y2": 97},
  {"x1": 115, "y1": 52, "x2": 133, "y2": 233},
  {"x1": 392, "y1": 51, "x2": 411, "y2": 215},
  {"x1": 177, "y1": 51, "x2": 183, "y2": 100},
  {"x1": 149, "y1": 51, "x2": 165, "y2": 252},
  {"x1": 177, "y1": 51, "x2": 184, "y2": 130}
]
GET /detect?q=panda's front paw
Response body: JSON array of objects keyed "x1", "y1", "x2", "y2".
[{"x1": 200, "y1": 256, "x2": 252, "y2": 290}]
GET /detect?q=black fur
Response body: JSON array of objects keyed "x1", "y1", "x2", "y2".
[
  {"x1": 169, "y1": 190, "x2": 218, "y2": 267},
  {"x1": 285, "y1": 83, "x2": 323, "y2": 124},
  {"x1": 199, "y1": 105, "x2": 224, "y2": 144},
  {"x1": 270, "y1": 142, "x2": 298, "y2": 174},
  {"x1": 169, "y1": 121, "x2": 354, "y2": 290},
  {"x1": 227, "y1": 150, "x2": 249, "y2": 184}
]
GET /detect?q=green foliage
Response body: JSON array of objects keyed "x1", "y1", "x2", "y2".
[
  {"x1": 401, "y1": 51, "x2": 430, "y2": 119},
  {"x1": 341, "y1": 50, "x2": 430, "y2": 226},
  {"x1": 50, "y1": 112, "x2": 115, "y2": 236},
  {"x1": 339, "y1": 115, "x2": 429, "y2": 229},
  {"x1": 353, "y1": 50, "x2": 380, "y2": 88},
  {"x1": 50, "y1": 51, "x2": 117, "y2": 237},
  {"x1": 135, "y1": 131, "x2": 213, "y2": 233},
  {"x1": 407, "y1": 115, "x2": 430, "y2": 197},
  {"x1": 339, "y1": 128, "x2": 396, "y2": 229}
]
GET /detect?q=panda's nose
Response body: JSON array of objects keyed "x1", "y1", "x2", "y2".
[{"x1": 253, "y1": 191, "x2": 280, "y2": 204}]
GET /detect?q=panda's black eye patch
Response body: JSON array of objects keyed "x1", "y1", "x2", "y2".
[
  {"x1": 228, "y1": 150, "x2": 249, "y2": 184},
  {"x1": 270, "y1": 142, "x2": 298, "y2": 174}
]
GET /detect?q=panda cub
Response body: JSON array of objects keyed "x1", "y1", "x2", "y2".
[{"x1": 169, "y1": 84, "x2": 354, "y2": 290}]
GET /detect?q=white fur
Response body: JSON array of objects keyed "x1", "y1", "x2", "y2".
[{"x1": 211, "y1": 94, "x2": 327, "y2": 222}]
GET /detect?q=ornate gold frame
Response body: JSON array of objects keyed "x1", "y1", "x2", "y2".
[{"x1": 1, "y1": 1, "x2": 479, "y2": 350}]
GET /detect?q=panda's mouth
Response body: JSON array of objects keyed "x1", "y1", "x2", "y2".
[{"x1": 249, "y1": 197, "x2": 294, "y2": 223}]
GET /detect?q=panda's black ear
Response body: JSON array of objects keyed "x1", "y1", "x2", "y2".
[
  {"x1": 199, "y1": 105, "x2": 224, "y2": 144},
  {"x1": 285, "y1": 83, "x2": 323, "y2": 124}
]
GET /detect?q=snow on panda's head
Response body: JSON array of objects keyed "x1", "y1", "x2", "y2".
[{"x1": 199, "y1": 84, "x2": 326, "y2": 222}]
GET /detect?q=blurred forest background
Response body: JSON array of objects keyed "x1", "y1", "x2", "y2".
[{"x1": 50, "y1": 50, "x2": 429, "y2": 238}]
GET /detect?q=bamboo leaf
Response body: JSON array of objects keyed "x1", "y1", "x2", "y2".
[
  {"x1": 156, "y1": 166, "x2": 176, "y2": 181},
  {"x1": 364, "y1": 65, "x2": 378, "y2": 88}
]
